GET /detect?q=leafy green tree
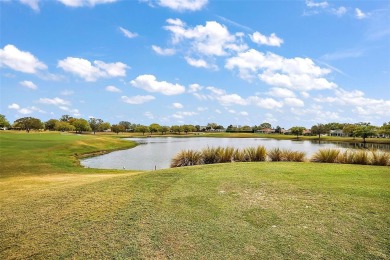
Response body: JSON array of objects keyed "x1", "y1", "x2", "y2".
[
  {"x1": 354, "y1": 123, "x2": 376, "y2": 143},
  {"x1": 71, "y1": 118, "x2": 91, "y2": 134},
  {"x1": 13, "y1": 117, "x2": 43, "y2": 133},
  {"x1": 88, "y1": 118, "x2": 103, "y2": 134},
  {"x1": 60, "y1": 115, "x2": 73, "y2": 122},
  {"x1": 207, "y1": 123, "x2": 218, "y2": 131},
  {"x1": 45, "y1": 119, "x2": 59, "y2": 131},
  {"x1": 119, "y1": 121, "x2": 132, "y2": 131},
  {"x1": 54, "y1": 121, "x2": 75, "y2": 132},
  {"x1": 0, "y1": 114, "x2": 11, "y2": 128},
  {"x1": 182, "y1": 125, "x2": 193, "y2": 134},
  {"x1": 111, "y1": 124, "x2": 125, "y2": 135},
  {"x1": 290, "y1": 126, "x2": 306, "y2": 138},
  {"x1": 311, "y1": 124, "x2": 327, "y2": 139},
  {"x1": 275, "y1": 126, "x2": 282, "y2": 134},
  {"x1": 260, "y1": 122, "x2": 272, "y2": 129},
  {"x1": 149, "y1": 123, "x2": 161, "y2": 135},
  {"x1": 171, "y1": 125, "x2": 181, "y2": 134},
  {"x1": 379, "y1": 122, "x2": 390, "y2": 137},
  {"x1": 99, "y1": 122, "x2": 111, "y2": 132},
  {"x1": 343, "y1": 124, "x2": 357, "y2": 138},
  {"x1": 135, "y1": 125, "x2": 148, "y2": 135},
  {"x1": 195, "y1": 125, "x2": 201, "y2": 132},
  {"x1": 161, "y1": 126, "x2": 170, "y2": 135}
]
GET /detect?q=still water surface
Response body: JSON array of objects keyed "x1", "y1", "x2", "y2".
[{"x1": 81, "y1": 137, "x2": 390, "y2": 170}]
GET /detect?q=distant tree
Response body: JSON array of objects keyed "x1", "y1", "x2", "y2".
[
  {"x1": 311, "y1": 124, "x2": 327, "y2": 139},
  {"x1": 343, "y1": 124, "x2": 357, "y2": 138},
  {"x1": 275, "y1": 126, "x2": 282, "y2": 134},
  {"x1": 71, "y1": 118, "x2": 91, "y2": 134},
  {"x1": 60, "y1": 115, "x2": 73, "y2": 122},
  {"x1": 149, "y1": 123, "x2": 161, "y2": 135},
  {"x1": 354, "y1": 123, "x2": 376, "y2": 143},
  {"x1": 0, "y1": 114, "x2": 11, "y2": 128},
  {"x1": 260, "y1": 122, "x2": 272, "y2": 129},
  {"x1": 195, "y1": 125, "x2": 201, "y2": 132},
  {"x1": 171, "y1": 125, "x2": 181, "y2": 134},
  {"x1": 216, "y1": 125, "x2": 224, "y2": 130},
  {"x1": 119, "y1": 121, "x2": 132, "y2": 131},
  {"x1": 207, "y1": 123, "x2": 218, "y2": 131},
  {"x1": 183, "y1": 125, "x2": 194, "y2": 134},
  {"x1": 13, "y1": 117, "x2": 43, "y2": 133},
  {"x1": 111, "y1": 124, "x2": 125, "y2": 135},
  {"x1": 290, "y1": 126, "x2": 306, "y2": 138},
  {"x1": 324, "y1": 122, "x2": 345, "y2": 131},
  {"x1": 241, "y1": 125, "x2": 252, "y2": 131},
  {"x1": 379, "y1": 122, "x2": 390, "y2": 137},
  {"x1": 45, "y1": 119, "x2": 59, "y2": 131},
  {"x1": 99, "y1": 122, "x2": 111, "y2": 132},
  {"x1": 161, "y1": 126, "x2": 170, "y2": 135},
  {"x1": 135, "y1": 125, "x2": 148, "y2": 135},
  {"x1": 88, "y1": 118, "x2": 103, "y2": 134},
  {"x1": 54, "y1": 121, "x2": 75, "y2": 132}
]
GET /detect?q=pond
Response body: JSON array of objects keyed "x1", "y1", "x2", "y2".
[{"x1": 81, "y1": 137, "x2": 390, "y2": 170}]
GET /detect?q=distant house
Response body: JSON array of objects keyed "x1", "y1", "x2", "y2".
[
  {"x1": 329, "y1": 129, "x2": 345, "y2": 137},
  {"x1": 257, "y1": 128, "x2": 275, "y2": 134},
  {"x1": 303, "y1": 129, "x2": 312, "y2": 135}
]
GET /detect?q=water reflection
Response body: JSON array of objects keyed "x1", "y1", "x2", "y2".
[{"x1": 81, "y1": 137, "x2": 390, "y2": 171}]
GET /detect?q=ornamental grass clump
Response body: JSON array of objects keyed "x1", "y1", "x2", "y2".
[
  {"x1": 217, "y1": 146, "x2": 235, "y2": 163},
  {"x1": 233, "y1": 148, "x2": 249, "y2": 162},
  {"x1": 282, "y1": 150, "x2": 306, "y2": 162},
  {"x1": 267, "y1": 148, "x2": 283, "y2": 161},
  {"x1": 244, "y1": 146, "x2": 267, "y2": 162},
  {"x1": 170, "y1": 149, "x2": 201, "y2": 168},
  {"x1": 311, "y1": 148, "x2": 340, "y2": 163},
  {"x1": 370, "y1": 150, "x2": 390, "y2": 166},
  {"x1": 201, "y1": 146, "x2": 221, "y2": 164}
]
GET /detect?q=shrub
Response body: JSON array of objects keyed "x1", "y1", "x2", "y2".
[
  {"x1": 244, "y1": 146, "x2": 267, "y2": 162},
  {"x1": 282, "y1": 150, "x2": 306, "y2": 162},
  {"x1": 311, "y1": 149, "x2": 340, "y2": 163},
  {"x1": 268, "y1": 148, "x2": 283, "y2": 161},
  {"x1": 370, "y1": 150, "x2": 390, "y2": 166},
  {"x1": 170, "y1": 150, "x2": 201, "y2": 168},
  {"x1": 201, "y1": 146, "x2": 221, "y2": 164},
  {"x1": 233, "y1": 148, "x2": 248, "y2": 162},
  {"x1": 217, "y1": 147, "x2": 235, "y2": 163}
]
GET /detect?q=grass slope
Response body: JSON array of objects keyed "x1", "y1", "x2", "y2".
[{"x1": 1, "y1": 131, "x2": 389, "y2": 259}]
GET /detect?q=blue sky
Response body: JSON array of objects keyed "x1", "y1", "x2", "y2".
[{"x1": 1, "y1": 0, "x2": 389, "y2": 128}]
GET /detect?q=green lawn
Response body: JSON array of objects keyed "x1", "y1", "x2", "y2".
[{"x1": 1, "y1": 131, "x2": 389, "y2": 259}]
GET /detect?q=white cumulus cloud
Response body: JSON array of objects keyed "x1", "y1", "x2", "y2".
[
  {"x1": 250, "y1": 32, "x2": 283, "y2": 47},
  {"x1": 20, "y1": 0, "x2": 40, "y2": 11},
  {"x1": 0, "y1": 44, "x2": 47, "y2": 74},
  {"x1": 157, "y1": 0, "x2": 208, "y2": 11},
  {"x1": 355, "y1": 8, "x2": 367, "y2": 19},
  {"x1": 152, "y1": 45, "x2": 176, "y2": 56},
  {"x1": 284, "y1": 97, "x2": 305, "y2": 107},
  {"x1": 38, "y1": 97, "x2": 70, "y2": 106},
  {"x1": 58, "y1": 57, "x2": 128, "y2": 82},
  {"x1": 172, "y1": 102, "x2": 183, "y2": 109},
  {"x1": 121, "y1": 95, "x2": 155, "y2": 104},
  {"x1": 130, "y1": 74, "x2": 185, "y2": 95},
  {"x1": 19, "y1": 80, "x2": 37, "y2": 90},
  {"x1": 226, "y1": 49, "x2": 336, "y2": 91},
  {"x1": 105, "y1": 85, "x2": 121, "y2": 93},
  {"x1": 8, "y1": 103, "x2": 21, "y2": 110}
]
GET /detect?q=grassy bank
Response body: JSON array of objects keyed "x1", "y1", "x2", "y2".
[
  {"x1": 1, "y1": 131, "x2": 389, "y2": 259},
  {"x1": 0, "y1": 131, "x2": 137, "y2": 177}
]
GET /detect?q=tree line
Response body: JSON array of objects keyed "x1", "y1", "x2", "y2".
[{"x1": 0, "y1": 114, "x2": 389, "y2": 142}]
